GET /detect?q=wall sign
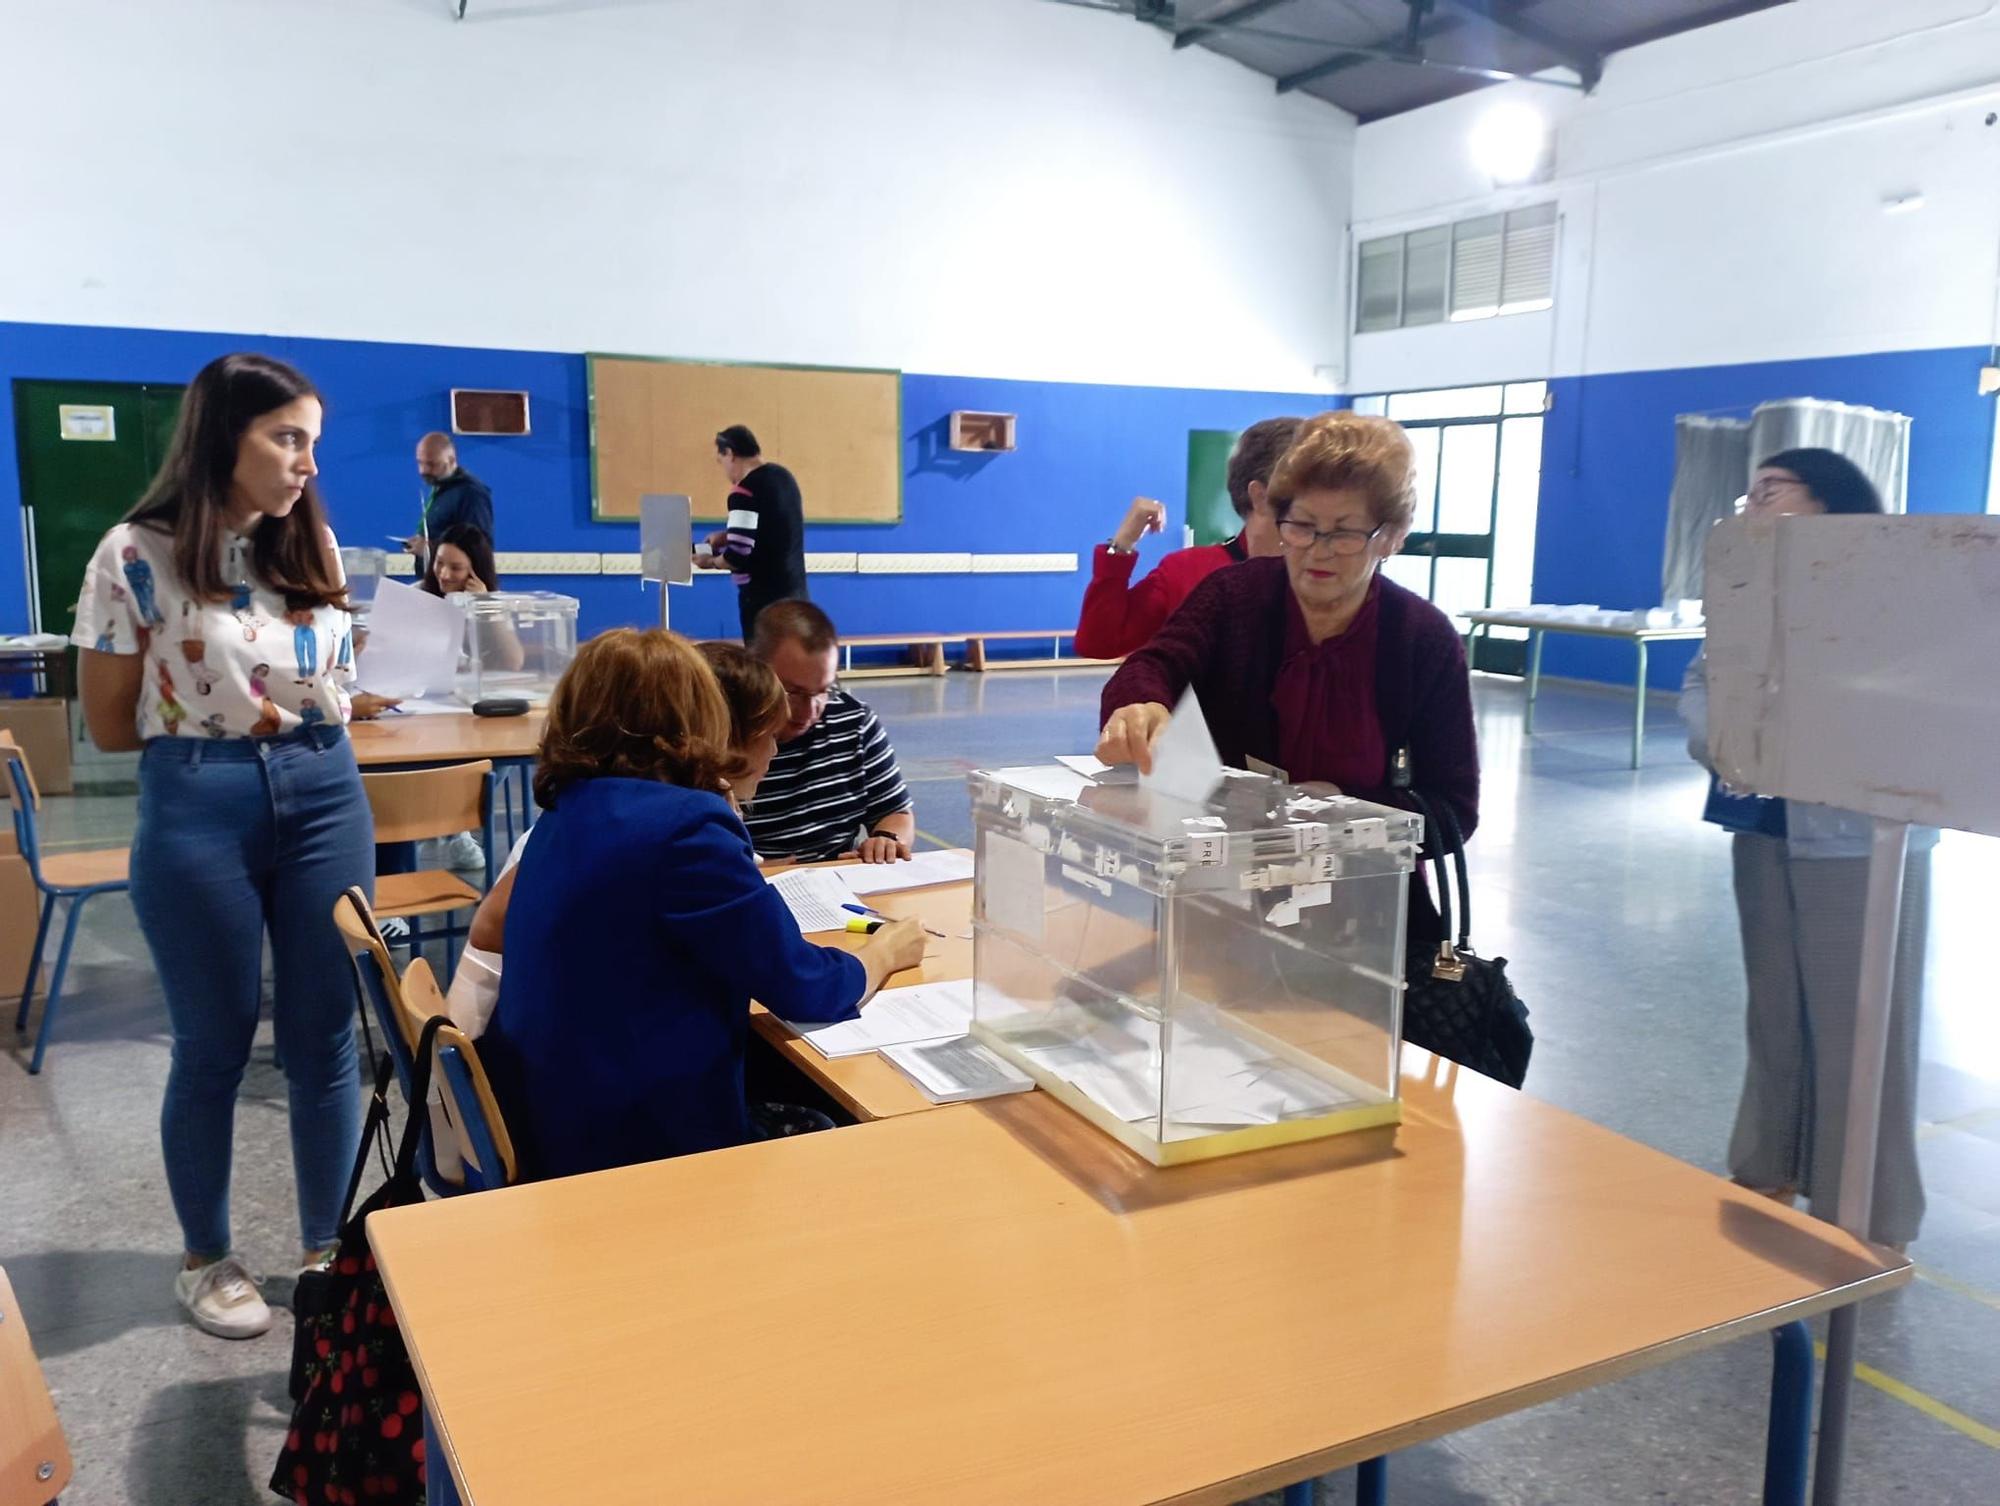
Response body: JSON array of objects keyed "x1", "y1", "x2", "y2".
[{"x1": 58, "y1": 405, "x2": 116, "y2": 441}]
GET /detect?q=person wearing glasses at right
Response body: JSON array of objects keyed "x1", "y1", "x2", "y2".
[
  {"x1": 1094, "y1": 411, "x2": 1478, "y2": 949},
  {"x1": 1679, "y1": 448, "x2": 1933, "y2": 1248}
]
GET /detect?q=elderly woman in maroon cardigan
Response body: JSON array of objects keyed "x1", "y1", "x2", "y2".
[{"x1": 1096, "y1": 411, "x2": 1478, "y2": 943}]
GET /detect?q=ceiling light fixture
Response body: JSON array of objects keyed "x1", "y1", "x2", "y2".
[{"x1": 1470, "y1": 100, "x2": 1550, "y2": 186}]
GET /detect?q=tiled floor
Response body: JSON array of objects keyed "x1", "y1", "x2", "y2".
[{"x1": 5, "y1": 669, "x2": 1997, "y2": 1504}]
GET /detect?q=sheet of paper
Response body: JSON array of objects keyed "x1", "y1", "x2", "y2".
[
  {"x1": 979, "y1": 831, "x2": 1047, "y2": 942},
  {"x1": 379, "y1": 696, "x2": 471, "y2": 717},
  {"x1": 1141, "y1": 685, "x2": 1225, "y2": 805},
  {"x1": 988, "y1": 764, "x2": 1091, "y2": 803},
  {"x1": 355, "y1": 578, "x2": 465, "y2": 698},
  {"x1": 1054, "y1": 753, "x2": 1109, "y2": 777},
  {"x1": 882, "y1": 1037, "x2": 1034, "y2": 1103},
  {"x1": 765, "y1": 866, "x2": 861, "y2": 932},
  {"x1": 784, "y1": 979, "x2": 976, "y2": 1059},
  {"x1": 842, "y1": 849, "x2": 975, "y2": 896}
]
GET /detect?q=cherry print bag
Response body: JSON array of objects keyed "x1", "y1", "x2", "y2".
[{"x1": 271, "y1": 1015, "x2": 445, "y2": 1505}]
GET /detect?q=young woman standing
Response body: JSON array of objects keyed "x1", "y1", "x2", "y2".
[{"x1": 73, "y1": 353, "x2": 374, "y2": 1338}]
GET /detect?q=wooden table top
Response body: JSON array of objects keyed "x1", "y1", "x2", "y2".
[
  {"x1": 371, "y1": 1052, "x2": 1907, "y2": 1506},
  {"x1": 347, "y1": 707, "x2": 546, "y2": 767}
]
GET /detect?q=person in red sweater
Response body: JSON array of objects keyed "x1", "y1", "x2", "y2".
[{"x1": 1073, "y1": 416, "x2": 1301, "y2": 660}]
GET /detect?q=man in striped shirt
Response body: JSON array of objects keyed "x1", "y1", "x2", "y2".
[
  {"x1": 741, "y1": 600, "x2": 917, "y2": 864},
  {"x1": 697, "y1": 424, "x2": 810, "y2": 642}
]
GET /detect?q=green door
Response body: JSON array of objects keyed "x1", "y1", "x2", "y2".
[
  {"x1": 13, "y1": 380, "x2": 183, "y2": 636},
  {"x1": 1185, "y1": 430, "x2": 1239, "y2": 547}
]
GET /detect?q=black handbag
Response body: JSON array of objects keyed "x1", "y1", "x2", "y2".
[
  {"x1": 1400, "y1": 789, "x2": 1533, "y2": 1089},
  {"x1": 271, "y1": 1013, "x2": 444, "y2": 1506}
]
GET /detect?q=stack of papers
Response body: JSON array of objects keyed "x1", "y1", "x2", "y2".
[
  {"x1": 1003, "y1": 1008, "x2": 1358, "y2": 1129},
  {"x1": 781, "y1": 979, "x2": 976, "y2": 1059},
  {"x1": 843, "y1": 849, "x2": 974, "y2": 896},
  {"x1": 882, "y1": 1036, "x2": 1034, "y2": 1103},
  {"x1": 765, "y1": 867, "x2": 862, "y2": 931}
]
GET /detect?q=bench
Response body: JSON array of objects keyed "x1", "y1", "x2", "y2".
[
  {"x1": 838, "y1": 633, "x2": 966, "y2": 679},
  {"x1": 962, "y1": 630, "x2": 1118, "y2": 672},
  {"x1": 836, "y1": 631, "x2": 1119, "y2": 679}
]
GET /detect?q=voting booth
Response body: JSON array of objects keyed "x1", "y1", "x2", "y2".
[
  {"x1": 1704, "y1": 512, "x2": 2000, "y2": 1505},
  {"x1": 967, "y1": 762, "x2": 1418, "y2": 1165}
]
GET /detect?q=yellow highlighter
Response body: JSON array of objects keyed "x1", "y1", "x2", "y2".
[{"x1": 844, "y1": 916, "x2": 884, "y2": 935}]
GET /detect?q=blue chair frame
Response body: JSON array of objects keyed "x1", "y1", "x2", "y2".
[{"x1": 8, "y1": 753, "x2": 131, "y2": 1075}]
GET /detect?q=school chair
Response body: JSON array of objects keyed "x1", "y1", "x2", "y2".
[
  {"x1": 361, "y1": 760, "x2": 493, "y2": 975},
  {"x1": 0, "y1": 1264, "x2": 73, "y2": 1505},
  {"x1": 6, "y1": 746, "x2": 131, "y2": 1075},
  {"x1": 333, "y1": 887, "x2": 460, "y2": 1197},
  {"x1": 398, "y1": 956, "x2": 517, "y2": 1192},
  {"x1": 332, "y1": 888, "x2": 515, "y2": 1195}
]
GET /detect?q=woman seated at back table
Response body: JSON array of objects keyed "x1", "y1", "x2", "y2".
[
  {"x1": 1095, "y1": 411, "x2": 1478, "y2": 945},
  {"x1": 476, "y1": 628, "x2": 924, "y2": 1180},
  {"x1": 418, "y1": 522, "x2": 524, "y2": 674}
]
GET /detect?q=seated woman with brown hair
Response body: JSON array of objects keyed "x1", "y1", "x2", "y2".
[
  {"x1": 1096, "y1": 411, "x2": 1478, "y2": 944},
  {"x1": 448, "y1": 640, "x2": 793, "y2": 1034},
  {"x1": 474, "y1": 628, "x2": 923, "y2": 1180}
]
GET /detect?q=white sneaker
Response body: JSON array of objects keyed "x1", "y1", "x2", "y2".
[
  {"x1": 379, "y1": 916, "x2": 412, "y2": 941},
  {"x1": 445, "y1": 831, "x2": 486, "y2": 871},
  {"x1": 174, "y1": 1254, "x2": 273, "y2": 1339}
]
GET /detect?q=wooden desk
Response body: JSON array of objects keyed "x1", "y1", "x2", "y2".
[
  {"x1": 371, "y1": 1056, "x2": 1905, "y2": 1506},
  {"x1": 1461, "y1": 610, "x2": 1706, "y2": 770},
  {"x1": 347, "y1": 708, "x2": 545, "y2": 768},
  {"x1": 350, "y1": 708, "x2": 546, "y2": 850}
]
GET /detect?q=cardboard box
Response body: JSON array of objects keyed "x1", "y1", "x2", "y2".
[
  {"x1": 0, "y1": 732, "x2": 45, "y2": 1004},
  {"x1": 0, "y1": 698, "x2": 73, "y2": 796},
  {"x1": 0, "y1": 853, "x2": 40, "y2": 1006}
]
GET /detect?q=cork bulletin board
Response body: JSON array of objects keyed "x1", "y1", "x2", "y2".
[{"x1": 588, "y1": 354, "x2": 902, "y2": 524}]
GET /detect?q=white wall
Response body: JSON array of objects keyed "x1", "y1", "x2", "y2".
[
  {"x1": 0, "y1": 0, "x2": 1355, "y2": 393},
  {"x1": 1345, "y1": 0, "x2": 2000, "y2": 392}
]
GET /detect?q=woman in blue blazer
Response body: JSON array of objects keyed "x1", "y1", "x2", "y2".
[{"x1": 478, "y1": 629, "x2": 924, "y2": 1180}]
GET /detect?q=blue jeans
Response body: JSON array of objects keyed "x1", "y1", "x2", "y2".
[{"x1": 131, "y1": 725, "x2": 375, "y2": 1258}]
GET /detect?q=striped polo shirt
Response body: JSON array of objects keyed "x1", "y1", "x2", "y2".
[{"x1": 741, "y1": 689, "x2": 913, "y2": 861}]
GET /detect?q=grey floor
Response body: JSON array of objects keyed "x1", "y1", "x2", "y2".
[{"x1": 5, "y1": 670, "x2": 1997, "y2": 1505}]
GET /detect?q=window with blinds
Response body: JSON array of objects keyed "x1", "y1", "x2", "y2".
[{"x1": 1354, "y1": 203, "x2": 1557, "y2": 333}]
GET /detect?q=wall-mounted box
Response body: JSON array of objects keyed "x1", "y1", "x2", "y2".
[
  {"x1": 949, "y1": 412, "x2": 1016, "y2": 452},
  {"x1": 450, "y1": 389, "x2": 531, "y2": 436}
]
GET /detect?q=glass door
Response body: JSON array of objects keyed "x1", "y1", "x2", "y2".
[{"x1": 1353, "y1": 381, "x2": 1545, "y2": 675}]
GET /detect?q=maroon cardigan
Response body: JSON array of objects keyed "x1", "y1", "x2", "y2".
[{"x1": 1100, "y1": 558, "x2": 1480, "y2": 849}]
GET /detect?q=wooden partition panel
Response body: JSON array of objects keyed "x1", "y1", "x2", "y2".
[{"x1": 589, "y1": 355, "x2": 901, "y2": 523}]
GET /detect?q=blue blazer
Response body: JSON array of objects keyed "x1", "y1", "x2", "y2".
[{"x1": 479, "y1": 777, "x2": 865, "y2": 1180}]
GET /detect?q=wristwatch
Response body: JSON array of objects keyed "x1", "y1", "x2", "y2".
[{"x1": 1104, "y1": 538, "x2": 1137, "y2": 555}]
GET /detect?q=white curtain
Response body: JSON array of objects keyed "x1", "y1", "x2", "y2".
[
  {"x1": 1748, "y1": 398, "x2": 1910, "y2": 514},
  {"x1": 1660, "y1": 415, "x2": 1751, "y2": 606},
  {"x1": 1659, "y1": 397, "x2": 1911, "y2": 605}
]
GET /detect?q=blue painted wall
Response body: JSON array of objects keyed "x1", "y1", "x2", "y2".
[
  {"x1": 9, "y1": 323, "x2": 1992, "y2": 688},
  {"x1": 1532, "y1": 345, "x2": 1997, "y2": 690},
  {"x1": 0, "y1": 321, "x2": 1326, "y2": 650}
]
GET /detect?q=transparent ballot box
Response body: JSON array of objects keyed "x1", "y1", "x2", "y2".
[
  {"x1": 452, "y1": 591, "x2": 579, "y2": 707},
  {"x1": 968, "y1": 764, "x2": 1419, "y2": 1165},
  {"x1": 338, "y1": 547, "x2": 388, "y2": 636}
]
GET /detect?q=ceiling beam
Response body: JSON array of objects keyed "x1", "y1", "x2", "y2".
[
  {"x1": 1173, "y1": 0, "x2": 1293, "y2": 50},
  {"x1": 1275, "y1": 6, "x2": 1467, "y2": 94},
  {"x1": 1436, "y1": 0, "x2": 1603, "y2": 89}
]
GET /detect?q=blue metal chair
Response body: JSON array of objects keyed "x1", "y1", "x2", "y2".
[
  {"x1": 396, "y1": 954, "x2": 517, "y2": 1193},
  {"x1": 7, "y1": 751, "x2": 131, "y2": 1074},
  {"x1": 332, "y1": 887, "x2": 515, "y2": 1197},
  {"x1": 335, "y1": 887, "x2": 458, "y2": 1197}
]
